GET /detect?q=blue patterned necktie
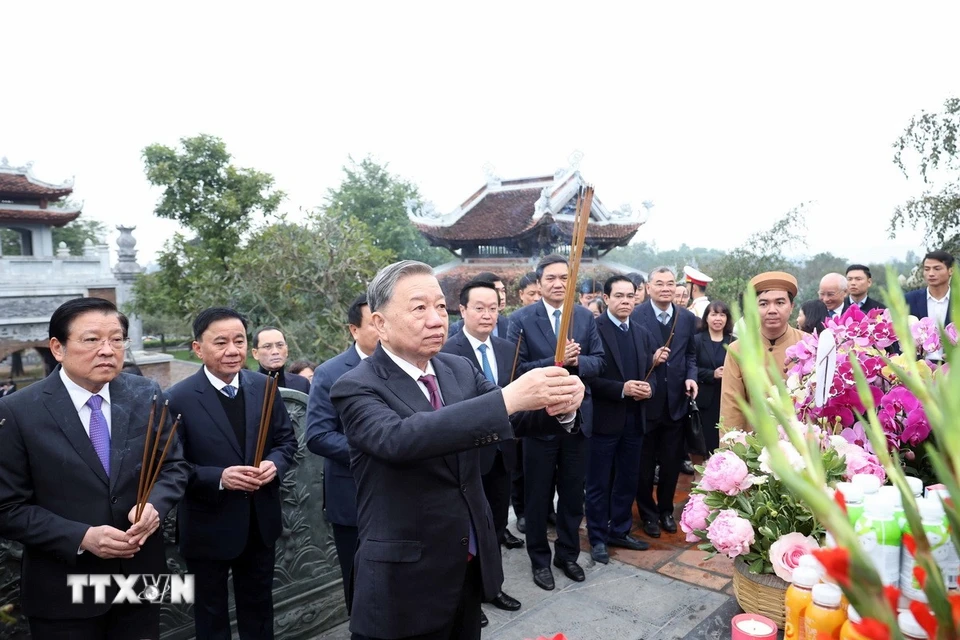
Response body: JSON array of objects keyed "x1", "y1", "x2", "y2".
[
  {"x1": 419, "y1": 373, "x2": 477, "y2": 560},
  {"x1": 221, "y1": 384, "x2": 237, "y2": 398},
  {"x1": 477, "y1": 344, "x2": 495, "y2": 383},
  {"x1": 553, "y1": 309, "x2": 561, "y2": 335},
  {"x1": 86, "y1": 394, "x2": 110, "y2": 477},
  {"x1": 659, "y1": 311, "x2": 669, "y2": 325},
  {"x1": 620, "y1": 322, "x2": 629, "y2": 332}
]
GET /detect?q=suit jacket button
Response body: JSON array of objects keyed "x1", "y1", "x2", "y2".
[
  {"x1": 111, "y1": 497, "x2": 118, "y2": 504},
  {"x1": 461, "y1": 484, "x2": 467, "y2": 492},
  {"x1": 493, "y1": 434, "x2": 499, "y2": 441},
  {"x1": 460, "y1": 537, "x2": 468, "y2": 545}
]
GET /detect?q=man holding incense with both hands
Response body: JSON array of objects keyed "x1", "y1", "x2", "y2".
[
  {"x1": 0, "y1": 297, "x2": 189, "y2": 639},
  {"x1": 167, "y1": 307, "x2": 298, "y2": 640}
]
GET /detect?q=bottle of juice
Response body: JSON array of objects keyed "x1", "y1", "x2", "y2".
[
  {"x1": 785, "y1": 566, "x2": 819, "y2": 640},
  {"x1": 899, "y1": 610, "x2": 929, "y2": 639},
  {"x1": 900, "y1": 497, "x2": 950, "y2": 603},
  {"x1": 927, "y1": 489, "x2": 960, "y2": 591},
  {"x1": 855, "y1": 494, "x2": 902, "y2": 586},
  {"x1": 839, "y1": 605, "x2": 871, "y2": 640},
  {"x1": 804, "y1": 583, "x2": 846, "y2": 639},
  {"x1": 825, "y1": 483, "x2": 864, "y2": 547},
  {"x1": 878, "y1": 485, "x2": 906, "y2": 531},
  {"x1": 906, "y1": 476, "x2": 923, "y2": 499},
  {"x1": 851, "y1": 473, "x2": 880, "y2": 498},
  {"x1": 798, "y1": 553, "x2": 825, "y2": 581}
]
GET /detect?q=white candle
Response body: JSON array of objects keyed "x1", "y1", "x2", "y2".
[{"x1": 736, "y1": 619, "x2": 775, "y2": 635}]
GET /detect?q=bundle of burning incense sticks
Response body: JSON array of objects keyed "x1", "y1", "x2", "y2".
[
  {"x1": 136, "y1": 397, "x2": 181, "y2": 522},
  {"x1": 253, "y1": 373, "x2": 279, "y2": 467},
  {"x1": 554, "y1": 185, "x2": 595, "y2": 366}
]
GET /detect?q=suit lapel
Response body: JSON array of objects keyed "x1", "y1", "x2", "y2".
[
  {"x1": 42, "y1": 373, "x2": 109, "y2": 486},
  {"x1": 597, "y1": 315, "x2": 624, "y2": 378},
  {"x1": 193, "y1": 369, "x2": 243, "y2": 459},
  {"x1": 492, "y1": 339, "x2": 512, "y2": 387},
  {"x1": 107, "y1": 375, "x2": 134, "y2": 491},
  {"x1": 373, "y1": 350, "x2": 434, "y2": 415},
  {"x1": 534, "y1": 304, "x2": 558, "y2": 353},
  {"x1": 433, "y1": 357, "x2": 464, "y2": 479}
]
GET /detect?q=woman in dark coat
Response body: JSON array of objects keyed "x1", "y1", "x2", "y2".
[{"x1": 695, "y1": 300, "x2": 734, "y2": 454}]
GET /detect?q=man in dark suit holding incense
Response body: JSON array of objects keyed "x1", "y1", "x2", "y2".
[
  {"x1": 330, "y1": 260, "x2": 584, "y2": 640},
  {"x1": 167, "y1": 307, "x2": 298, "y2": 640},
  {"x1": 0, "y1": 297, "x2": 189, "y2": 639}
]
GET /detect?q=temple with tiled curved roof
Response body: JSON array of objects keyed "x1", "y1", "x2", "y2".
[
  {"x1": 411, "y1": 169, "x2": 644, "y2": 260},
  {"x1": 0, "y1": 158, "x2": 81, "y2": 256}
]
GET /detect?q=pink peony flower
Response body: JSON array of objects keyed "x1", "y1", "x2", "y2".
[
  {"x1": 769, "y1": 533, "x2": 821, "y2": 582},
  {"x1": 706, "y1": 509, "x2": 755, "y2": 559},
  {"x1": 699, "y1": 450, "x2": 753, "y2": 496},
  {"x1": 680, "y1": 494, "x2": 712, "y2": 543}
]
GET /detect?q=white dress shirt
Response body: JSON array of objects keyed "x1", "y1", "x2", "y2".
[
  {"x1": 60, "y1": 368, "x2": 112, "y2": 437},
  {"x1": 355, "y1": 343, "x2": 371, "y2": 361},
  {"x1": 927, "y1": 287, "x2": 951, "y2": 326},
  {"x1": 382, "y1": 346, "x2": 442, "y2": 403},
  {"x1": 462, "y1": 329, "x2": 498, "y2": 384},
  {"x1": 651, "y1": 300, "x2": 673, "y2": 323},
  {"x1": 542, "y1": 299, "x2": 563, "y2": 334},
  {"x1": 204, "y1": 366, "x2": 240, "y2": 395}
]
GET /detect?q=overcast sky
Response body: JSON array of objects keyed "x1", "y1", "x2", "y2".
[{"x1": 3, "y1": 2, "x2": 957, "y2": 268}]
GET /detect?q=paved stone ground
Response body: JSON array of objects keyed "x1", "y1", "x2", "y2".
[{"x1": 315, "y1": 474, "x2": 773, "y2": 640}]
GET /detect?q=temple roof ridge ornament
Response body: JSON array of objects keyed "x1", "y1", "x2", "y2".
[{"x1": 0, "y1": 158, "x2": 75, "y2": 190}]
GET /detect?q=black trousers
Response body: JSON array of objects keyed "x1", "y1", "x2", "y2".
[
  {"x1": 524, "y1": 432, "x2": 586, "y2": 570},
  {"x1": 331, "y1": 522, "x2": 359, "y2": 612},
  {"x1": 481, "y1": 449, "x2": 511, "y2": 543},
  {"x1": 637, "y1": 418, "x2": 685, "y2": 523},
  {"x1": 29, "y1": 603, "x2": 160, "y2": 640},
  {"x1": 351, "y1": 558, "x2": 483, "y2": 640},
  {"x1": 186, "y1": 518, "x2": 276, "y2": 640},
  {"x1": 510, "y1": 439, "x2": 525, "y2": 517}
]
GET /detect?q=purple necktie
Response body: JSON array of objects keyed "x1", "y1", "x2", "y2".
[
  {"x1": 86, "y1": 394, "x2": 110, "y2": 477},
  {"x1": 419, "y1": 374, "x2": 477, "y2": 560}
]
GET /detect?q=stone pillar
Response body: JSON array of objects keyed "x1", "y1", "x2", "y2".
[{"x1": 113, "y1": 226, "x2": 144, "y2": 351}]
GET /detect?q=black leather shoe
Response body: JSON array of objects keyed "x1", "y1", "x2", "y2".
[
  {"x1": 591, "y1": 543, "x2": 609, "y2": 564},
  {"x1": 643, "y1": 520, "x2": 661, "y2": 538},
  {"x1": 490, "y1": 591, "x2": 521, "y2": 611},
  {"x1": 533, "y1": 567, "x2": 555, "y2": 591},
  {"x1": 501, "y1": 530, "x2": 525, "y2": 549},
  {"x1": 516, "y1": 516, "x2": 526, "y2": 533},
  {"x1": 660, "y1": 514, "x2": 678, "y2": 533},
  {"x1": 480, "y1": 610, "x2": 489, "y2": 627},
  {"x1": 553, "y1": 558, "x2": 585, "y2": 582},
  {"x1": 607, "y1": 534, "x2": 650, "y2": 551},
  {"x1": 681, "y1": 460, "x2": 695, "y2": 475}
]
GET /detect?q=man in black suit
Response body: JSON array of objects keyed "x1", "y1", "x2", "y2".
[
  {"x1": 843, "y1": 264, "x2": 886, "y2": 314},
  {"x1": 441, "y1": 280, "x2": 524, "y2": 620},
  {"x1": 631, "y1": 267, "x2": 699, "y2": 538},
  {"x1": 506, "y1": 254, "x2": 605, "y2": 591},
  {"x1": 905, "y1": 250, "x2": 955, "y2": 361},
  {"x1": 305, "y1": 294, "x2": 379, "y2": 610},
  {"x1": 587, "y1": 276, "x2": 657, "y2": 564},
  {"x1": 330, "y1": 260, "x2": 584, "y2": 640},
  {"x1": 252, "y1": 326, "x2": 311, "y2": 393},
  {"x1": 167, "y1": 308, "x2": 298, "y2": 640},
  {"x1": 447, "y1": 271, "x2": 510, "y2": 339},
  {"x1": 0, "y1": 297, "x2": 189, "y2": 639}
]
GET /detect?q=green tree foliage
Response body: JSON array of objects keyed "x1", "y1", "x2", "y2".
[
  {"x1": 890, "y1": 97, "x2": 960, "y2": 254},
  {"x1": 224, "y1": 211, "x2": 392, "y2": 361},
  {"x1": 608, "y1": 242, "x2": 727, "y2": 275},
  {"x1": 133, "y1": 135, "x2": 285, "y2": 319},
  {"x1": 325, "y1": 157, "x2": 448, "y2": 266},
  {"x1": 52, "y1": 218, "x2": 108, "y2": 255},
  {"x1": 141, "y1": 134, "x2": 285, "y2": 270}
]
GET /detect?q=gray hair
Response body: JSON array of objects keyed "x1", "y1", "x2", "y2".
[
  {"x1": 367, "y1": 260, "x2": 434, "y2": 313},
  {"x1": 649, "y1": 266, "x2": 676, "y2": 280},
  {"x1": 820, "y1": 272, "x2": 848, "y2": 292}
]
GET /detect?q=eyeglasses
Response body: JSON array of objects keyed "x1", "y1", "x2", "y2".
[{"x1": 72, "y1": 337, "x2": 130, "y2": 351}]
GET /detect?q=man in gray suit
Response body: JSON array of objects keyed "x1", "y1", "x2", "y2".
[
  {"x1": 330, "y1": 260, "x2": 585, "y2": 640},
  {"x1": 0, "y1": 297, "x2": 189, "y2": 639}
]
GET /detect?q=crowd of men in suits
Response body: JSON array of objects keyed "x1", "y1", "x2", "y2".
[{"x1": 0, "y1": 247, "x2": 953, "y2": 640}]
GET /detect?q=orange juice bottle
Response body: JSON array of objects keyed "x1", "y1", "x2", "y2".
[
  {"x1": 804, "y1": 583, "x2": 846, "y2": 639},
  {"x1": 839, "y1": 605, "x2": 871, "y2": 640},
  {"x1": 785, "y1": 566, "x2": 819, "y2": 639}
]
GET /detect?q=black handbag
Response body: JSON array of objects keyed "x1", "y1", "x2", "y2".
[{"x1": 685, "y1": 397, "x2": 707, "y2": 455}]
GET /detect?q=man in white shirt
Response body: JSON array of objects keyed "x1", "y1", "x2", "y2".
[{"x1": 905, "y1": 250, "x2": 955, "y2": 360}]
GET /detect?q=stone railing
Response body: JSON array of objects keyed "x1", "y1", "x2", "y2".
[{"x1": 0, "y1": 246, "x2": 114, "y2": 287}]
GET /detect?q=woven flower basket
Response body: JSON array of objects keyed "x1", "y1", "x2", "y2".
[{"x1": 732, "y1": 557, "x2": 790, "y2": 629}]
